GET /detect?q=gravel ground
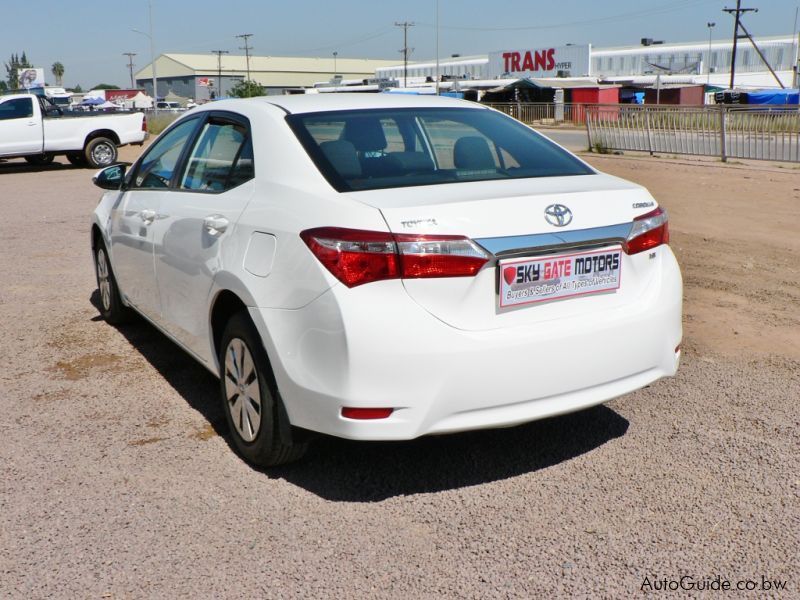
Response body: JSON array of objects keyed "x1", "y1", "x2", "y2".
[{"x1": 0, "y1": 150, "x2": 798, "y2": 598}]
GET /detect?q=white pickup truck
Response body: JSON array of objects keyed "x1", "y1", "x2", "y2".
[{"x1": 0, "y1": 93, "x2": 148, "y2": 168}]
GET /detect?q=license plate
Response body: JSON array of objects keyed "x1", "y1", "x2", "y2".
[{"x1": 499, "y1": 247, "x2": 622, "y2": 309}]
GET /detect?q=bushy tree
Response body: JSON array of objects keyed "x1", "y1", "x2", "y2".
[
  {"x1": 90, "y1": 83, "x2": 120, "y2": 90},
  {"x1": 5, "y1": 52, "x2": 33, "y2": 90},
  {"x1": 229, "y1": 79, "x2": 263, "y2": 98},
  {"x1": 71, "y1": 84, "x2": 83, "y2": 93}
]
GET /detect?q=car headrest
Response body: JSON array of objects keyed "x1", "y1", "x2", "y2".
[
  {"x1": 342, "y1": 118, "x2": 387, "y2": 152},
  {"x1": 319, "y1": 140, "x2": 362, "y2": 179},
  {"x1": 453, "y1": 136, "x2": 496, "y2": 170}
]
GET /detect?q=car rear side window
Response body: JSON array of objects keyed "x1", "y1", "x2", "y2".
[
  {"x1": 288, "y1": 107, "x2": 593, "y2": 192},
  {"x1": 180, "y1": 120, "x2": 253, "y2": 192},
  {"x1": 0, "y1": 97, "x2": 33, "y2": 120}
]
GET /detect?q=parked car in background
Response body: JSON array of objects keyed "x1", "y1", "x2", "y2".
[
  {"x1": 156, "y1": 101, "x2": 184, "y2": 112},
  {"x1": 90, "y1": 94, "x2": 682, "y2": 466},
  {"x1": 0, "y1": 93, "x2": 147, "y2": 167}
]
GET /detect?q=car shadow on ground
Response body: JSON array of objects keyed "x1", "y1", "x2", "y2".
[
  {"x1": 0, "y1": 160, "x2": 83, "y2": 174},
  {"x1": 91, "y1": 291, "x2": 630, "y2": 502}
]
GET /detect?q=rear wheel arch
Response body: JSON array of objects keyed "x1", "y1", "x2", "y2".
[
  {"x1": 84, "y1": 129, "x2": 121, "y2": 148},
  {"x1": 210, "y1": 290, "x2": 250, "y2": 360}
]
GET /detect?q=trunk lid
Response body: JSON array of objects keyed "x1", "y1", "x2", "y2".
[{"x1": 355, "y1": 174, "x2": 662, "y2": 331}]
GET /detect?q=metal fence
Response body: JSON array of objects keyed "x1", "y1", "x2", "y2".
[
  {"x1": 584, "y1": 104, "x2": 800, "y2": 163},
  {"x1": 484, "y1": 102, "x2": 586, "y2": 125},
  {"x1": 484, "y1": 102, "x2": 800, "y2": 163},
  {"x1": 488, "y1": 103, "x2": 800, "y2": 162}
]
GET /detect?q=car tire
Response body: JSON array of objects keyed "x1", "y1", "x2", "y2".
[
  {"x1": 85, "y1": 137, "x2": 118, "y2": 168},
  {"x1": 24, "y1": 153, "x2": 55, "y2": 166},
  {"x1": 66, "y1": 152, "x2": 87, "y2": 167},
  {"x1": 93, "y1": 240, "x2": 132, "y2": 325},
  {"x1": 219, "y1": 312, "x2": 308, "y2": 467}
]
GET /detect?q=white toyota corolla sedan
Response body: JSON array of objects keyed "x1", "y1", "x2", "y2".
[{"x1": 90, "y1": 94, "x2": 682, "y2": 465}]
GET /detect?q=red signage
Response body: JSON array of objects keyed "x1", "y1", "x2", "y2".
[{"x1": 502, "y1": 49, "x2": 556, "y2": 73}]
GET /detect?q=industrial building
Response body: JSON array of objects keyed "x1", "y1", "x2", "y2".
[
  {"x1": 134, "y1": 54, "x2": 400, "y2": 101},
  {"x1": 376, "y1": 35, "x2": 799, "y2": 90}
]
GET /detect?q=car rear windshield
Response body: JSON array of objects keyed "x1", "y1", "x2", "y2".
[{"x1": 287, "y1": 107, "x2": 594, "y2": 192}]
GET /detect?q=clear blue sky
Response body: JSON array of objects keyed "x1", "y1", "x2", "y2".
[{"x1": 2, "y1": 0, "x2": 798, "y2": 88}]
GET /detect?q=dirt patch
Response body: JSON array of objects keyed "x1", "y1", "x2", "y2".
[
  {"x1": 51, "y1": 353, "x2": 123, "y2": 380},
  {"x1": 189, "y1": 422, "x2": 218, "y2": 441},
  {"x1": 128, "y1": 436, "x2": 167, "y2": 447}
]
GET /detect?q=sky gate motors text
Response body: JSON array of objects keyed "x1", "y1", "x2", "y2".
[{"x1": 511, "y1": 252, "x2": 620, "y2": 285}]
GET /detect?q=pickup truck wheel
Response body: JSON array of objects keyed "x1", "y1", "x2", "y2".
[
  {"x1": 219, "y1": 313, "x2": 308, "y2": 467},
  {"x1": 24, "y1": 153, "x2": 55, "y2": 166},
  {"x1": 85, "y1": 137, "x2": 117, "y2": 168},
  {"x1": 66, "y1": 152, "x2": 87, "y2": 166},
  {"x1": 93, "y1": 242, "x2": 132, "y2": 325}
]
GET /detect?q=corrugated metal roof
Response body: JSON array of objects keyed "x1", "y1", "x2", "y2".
[{"x1": 135, "y1": 53, "x2": 399, "y2": 79}]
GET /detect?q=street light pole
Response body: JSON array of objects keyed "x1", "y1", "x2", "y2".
[
  {"x1": 706, "y1": 22, "x2": 715, "y2": 87},
  {"x1": 435, "y1": 0, "x2": 440, "y2": 95},
  {"x1": 132, "y1": 1, "x2": 158, "y2": 113},
  {"x1": 148, "y1": 0, "x2": 157, "y2": 112},
  {"x1": 333, "y1": 51, "x2": 338, "y2": 79}
]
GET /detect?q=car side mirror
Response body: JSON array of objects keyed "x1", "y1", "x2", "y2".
[{"x1": 93, "y1": 164, "x2": 127, "y2": 190}]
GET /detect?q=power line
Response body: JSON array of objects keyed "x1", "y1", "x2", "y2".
[
  {"x1": 211, "y1": 49, "x2": 229, "y2": 98},
  {"x1": 395, "y1": 21, "x2": 415, "y2": 88},
  {"x1": 235, "y1": 33, "x2": 254, "y2": 95},
  {"x1": 416, "y1": 0, "x2": 718, "y2": 32},
  {"x1": 123, "y1": 52, "x2": 137, "y2": 89}
]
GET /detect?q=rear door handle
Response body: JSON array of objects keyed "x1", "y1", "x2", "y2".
[
  {"x1": 140, "y1": 209, "x2": 156, "y2": 224},
  {"x1": 203, "y1": 215, "x2": 229, "y2": 236}
]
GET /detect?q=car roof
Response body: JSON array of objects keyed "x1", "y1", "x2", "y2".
[{"x1": 207, "y1": 93, "x2": 489, "y2": 116}]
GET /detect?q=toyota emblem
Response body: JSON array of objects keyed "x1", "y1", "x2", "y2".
[{"x1": 544, "y1": 204, "x2": 573, "y2": 227}]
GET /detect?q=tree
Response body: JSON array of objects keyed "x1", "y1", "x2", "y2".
[
  {"x1": 90, "y1": 83, "x2": 120, "y2": 90},
  {"x1": 5, "y1": 52, "x2": 32, "y2": 90},
  {"x1": 0, "y1": 81, "x2": 8, "y2": 94},
  {"x1": 229, "y1": 79, "x2": 263, "y2": 98},
  {"x1": 71, "y1": 84, "x2": 83, "y2": 93},
  {"x1": 51, "y1": 62, "x2": 64, "y2": 87}
]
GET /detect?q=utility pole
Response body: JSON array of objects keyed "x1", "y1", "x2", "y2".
[
  {"x1": 394, "y1": 21, "x2": 415, "y2": 88},
  {"x1": 723, "y1": 0, "x2": 756, "y2": 89},
  {"x1": 333, "y1": 51, "x2": 338, "y2": 80},
  {"x1": 123, "y1": 52, "x2": 137, "y2": 89},
  {"x1": 724, "y1": 2, "x2": 785, "y2": 89},
  {"x1": 235, "y1": 33, "x2": 254, "y2": 96},
  {"x1": 211, "y1": 49, "x2": 229, "y2": 98}
]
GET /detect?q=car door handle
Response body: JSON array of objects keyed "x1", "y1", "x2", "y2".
[
  {"x1": 203, "y1": 215, "x2": 229, "y2": 236},
  {"x1": 27, "y1": 122, "x2": 37, "y2": 126},
  {"x1": 140, "y1": 209, "x2": 156, "y2": 224}
]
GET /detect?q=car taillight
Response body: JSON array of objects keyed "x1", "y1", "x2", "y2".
[
  {"x1": 625, "y1": 206, "x2": 669, "y2": 255},
  {"x1": 142, "y1": 115, "x2": 147, "y2": 132},
  {"x1": 300, "y1": 227, "x2": 490, "y2": 287}
]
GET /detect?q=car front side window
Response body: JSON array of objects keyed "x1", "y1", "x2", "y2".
[
  {"x1": 131, "y1": 118, "x2": 199, "y2": 189},
  {"x1": 0, "y1": 98, "x2": 33, "y2": 121}
]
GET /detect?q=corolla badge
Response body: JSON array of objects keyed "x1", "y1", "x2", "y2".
[{"x1": 544, "y1": 204, "x2": 573, "y2": 227}]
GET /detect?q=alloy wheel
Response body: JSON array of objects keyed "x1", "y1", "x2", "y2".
[
  {"x1": 224, "y1": 338, "x2": 262, "y2": 442},
  {"x1": 96, "y1": 248, "x2": 112, "y2": 310}
]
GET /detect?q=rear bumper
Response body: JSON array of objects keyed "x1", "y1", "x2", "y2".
[{"x1": 250, "y1": 247, "x2": 682, "y2": 440}]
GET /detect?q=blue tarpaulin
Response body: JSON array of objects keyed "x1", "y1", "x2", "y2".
[{"x1": 745, "y1": 89, "x2": 799, "y2": 105}]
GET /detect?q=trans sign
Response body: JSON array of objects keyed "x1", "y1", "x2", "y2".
[{"x1": 488, "y1": 44, "x2": 591, "y2": 79}]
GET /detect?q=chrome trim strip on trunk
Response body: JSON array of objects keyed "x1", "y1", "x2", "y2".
[{"x1": 475, "y1": 222, "x2": 632, "y2": 260}]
